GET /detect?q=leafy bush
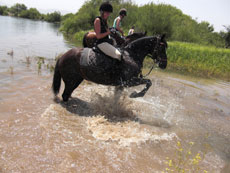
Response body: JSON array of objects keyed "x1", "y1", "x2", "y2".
[
  {"x1": 45, "y1": 11, "x2": 61, "y2": 23},
  {"x1": 9, "y1": 3, "x2": 27, "y2": 17},
  {"x1": 0, "y1": 5, "x2": 8, "y2": 15},
  {"x1": 19, "y1": 8, "x2": 40, "y2": 20},
  {"x1": 60, "y1": 0, "x2": 226, "y2": 47}
]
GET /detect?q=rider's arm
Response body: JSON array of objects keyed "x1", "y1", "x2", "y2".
[
  {"x1": 115, "y1": 18, "x2": 124, "y2": 36},
  {"x1": 94, "y1": 18, "x2": 110, "y2": 39}
]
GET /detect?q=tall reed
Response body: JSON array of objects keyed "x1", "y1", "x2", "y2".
[{"x1": 167, "y1": 42, "x2": 230, "y2": 81}]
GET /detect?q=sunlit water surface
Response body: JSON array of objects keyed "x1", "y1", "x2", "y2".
[{"x1": 0, "y1": 16, "x2": 230, "y2": 172}]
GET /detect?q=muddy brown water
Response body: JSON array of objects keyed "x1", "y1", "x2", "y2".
[{"x1": 0, "y1": 65, "x2": 230, "y2": 172}]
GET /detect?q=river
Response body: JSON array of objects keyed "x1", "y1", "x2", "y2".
[{"x1": 0, "y1": 16, "x2": 230, "y2": 172}]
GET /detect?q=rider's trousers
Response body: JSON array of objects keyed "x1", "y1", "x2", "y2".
[{"x1": 97, "y1": 42, "x2": 121, "y2": 61}]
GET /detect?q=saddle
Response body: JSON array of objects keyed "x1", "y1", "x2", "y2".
[{"x1": 80, "y1": 47, "x2": 120, "y2": 74}]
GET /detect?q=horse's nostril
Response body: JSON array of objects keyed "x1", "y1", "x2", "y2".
[{"x1": 158, "y1": 61, "x2": 167, "y2": 69}]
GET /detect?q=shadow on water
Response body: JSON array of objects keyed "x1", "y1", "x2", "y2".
[
  {"x1": 53, "y1": 89, "x2": 139, "y2": 123},
  {"x1": 53, "y1": 88, "x2": 172, "y2": 129},
  {"x1": 54, "y1": 96, "x2": 94, "y2": 117}
]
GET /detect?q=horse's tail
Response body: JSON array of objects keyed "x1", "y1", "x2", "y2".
[
  {"x1": 52, "y1": 58, "x2": 61, "y2": 95},
  {"x1": 82, "y1": 32, "x2": 89, "y2": 47}
]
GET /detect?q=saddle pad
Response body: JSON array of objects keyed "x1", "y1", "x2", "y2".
[
  {"x1": 80, "y1": 48, "x2": 118, "y2": 72},
  {"x1": 80, "y1": 48, "x2": 92, "y2": 67}
]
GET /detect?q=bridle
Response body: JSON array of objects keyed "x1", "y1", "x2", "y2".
[{"x1": 141, "y1": 37, "x2": 167, "y2": 78}]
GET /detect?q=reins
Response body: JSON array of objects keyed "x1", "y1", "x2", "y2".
[
  {"x1": 141, "y1": 37, "x2": 165, "y2": 78},
  {"x1": 140, "y1": 54, "x2": 155, "y2": 78}
]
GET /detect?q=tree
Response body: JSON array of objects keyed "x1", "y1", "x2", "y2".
[
  {"x1": 10, "y1": 3, "x2": 27, "y2": 17},
  {"x1": 223, "y1": 25, "x2": 230, "y2": 48},
  {"x1": 45, "y1": 11, "x2": 61, "y2": 23},
  {"x1": 19, "y1": 8, "x2": 40, "y2": 20},
  {"x1": 0, "y1": 5, "x2": 8, "y2": 15},
  {"x1": 59, "y1": 0, "x2": 225, "y2": 47}
]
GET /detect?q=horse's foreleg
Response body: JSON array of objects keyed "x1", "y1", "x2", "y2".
[{"x1": 126, "y1": 78, "x2": 152, "y2": 98}]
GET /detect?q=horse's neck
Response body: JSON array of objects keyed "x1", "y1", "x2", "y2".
[{"x1": 125, "y1": 38, "x2": 152, "y2": 64}]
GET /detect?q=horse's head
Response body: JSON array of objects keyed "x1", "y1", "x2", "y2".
[
  {"x1": 126, "y1": 31, "x2": 147, "y2": 40},
  {"x1": 109, "y1": 28, "x2": 125, "y2": 46},
  {"x1": 150, "y1": 34, "x2": 168, "y2": 69}
]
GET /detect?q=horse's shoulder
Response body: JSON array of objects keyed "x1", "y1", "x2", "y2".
[{"x1": 71, "y1": 47, "x2": 82, "y2": 52}]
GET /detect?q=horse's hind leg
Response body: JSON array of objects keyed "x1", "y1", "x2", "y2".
[
  {"x1": 115, "y1": 85, "x2": 124, "y2": 94},
  {"x1": 62, "y1": 76, "x2": 83, "y2": 102}
]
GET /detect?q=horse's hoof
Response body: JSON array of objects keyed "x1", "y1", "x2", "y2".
[
  {"x1": 130, "y1": 91, "x2": 138, "y2": 98},
  {"x1": 62, "y1": 95, "x2": 69, "y2": 102},
  {"x1": 130, "y1": 91, "x2": 145, "y2": 98},
  {"x1": 53, "y1": 96, "x2": 61, "y2": 103}
]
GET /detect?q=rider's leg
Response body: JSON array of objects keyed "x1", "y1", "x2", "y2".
[{"x1": 97, "y1": 42, "x2": 121, "y2": 61}]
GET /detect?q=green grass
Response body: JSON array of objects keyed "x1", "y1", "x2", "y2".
[{"x1": 167, "y1": 42, "x2": 230, "y2": 81}]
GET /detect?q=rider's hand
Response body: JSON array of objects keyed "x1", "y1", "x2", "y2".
[
  {"x1": 121, "y1": 31, "x2": 124, "y2": 37},
  {"x1": 107, "y1": 28, "x2": 111, "y2": 35},
  {"x1": 110, "y1": 28, "x2": 116, "y2": 34}
]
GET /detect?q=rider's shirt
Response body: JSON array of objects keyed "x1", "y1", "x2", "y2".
[
  {"x1": 128, "y1": 29, "x2": 134, "y2": 35},
  {"x1": 113, "y1": 16, "x2": 122, "y2": 29},
  {"x1": 95, "y1": 16, "x2": 110, "y2": 45}
]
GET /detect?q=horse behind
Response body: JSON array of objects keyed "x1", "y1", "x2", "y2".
[{"x1": 52, "y1": 35, "x2": 167, "y2": 102}]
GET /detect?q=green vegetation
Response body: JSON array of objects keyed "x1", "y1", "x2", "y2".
[
  {"x1": 167, "y1": 42, "x2": 230, "y2": 81},
  {"x1": 20, "y1": 8, "x2": 40, "y2": 20},
  {"x1": 59, "y1": 0, "x2": 228, "y2": 48},
  {"x1": 164, "y1": 141, "x2": 210, "y2": 172},
  {"x1": 0, "y1": 5, "x2": 8, "y2": 15},
  {"x1": 45, "y1": 11, "x2": 61, "y2": 23},
  {"x1": 0, "y1": 3, "x2": 61, "y2": 22}
]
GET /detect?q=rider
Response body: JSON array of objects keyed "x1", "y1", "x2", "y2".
[
  {"x1": 128, "y1": 26, "x2": 135, "y2": 35},
  {"x1": 113, "y1": 8, "x2": 127, "y2": 37},
  {"x1": 94, "y1": 2, "x2": 121, "y2": 61}
]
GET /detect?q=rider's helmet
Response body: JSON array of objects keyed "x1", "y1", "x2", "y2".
[
  {"x1": 99, "y1": 2, "x2": 113, "y2": 13},
  {"x1": 119, "y1": 8, "x2": 127, "y2": 16}
]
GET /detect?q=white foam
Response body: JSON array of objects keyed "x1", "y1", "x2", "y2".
[
  {"x1": 86, "y1": 115, "x2": 177, "y2": 147},
  {"x1": 41, "y1": 104, "x2": 177, "y2": 148}
]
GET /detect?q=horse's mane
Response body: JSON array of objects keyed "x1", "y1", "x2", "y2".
[
  {"x1": 126, "y1": 32, "x2": 146, "y2": 39},
  {"x1": 125, "y1": 36, "x2": 155, "y2": 50}
]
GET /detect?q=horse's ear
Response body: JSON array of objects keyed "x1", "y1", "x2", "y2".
[
  {"x1": 144, "y1": 31, "x2": 147, "y2": 36},
  {"x1": 161, "y1": 34, "x2": 166, "y2": 41},
  {"x1": 161, "y1": 34, "x2": 168, "y2": 48}
]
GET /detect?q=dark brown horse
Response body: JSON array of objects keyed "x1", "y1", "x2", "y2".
[
  {"x1": 52, "y1": 35, "x2": 167, "y2": 102},
  {"x1": 82, "y1": 29, "x2": 147, "y2": 48}
]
